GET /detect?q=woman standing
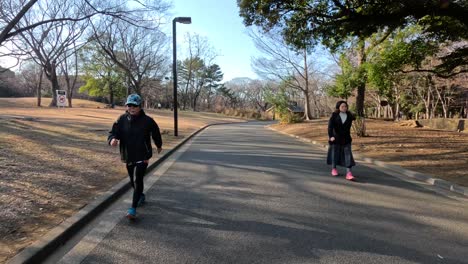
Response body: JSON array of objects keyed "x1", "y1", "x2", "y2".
[{"x1": 327, "y1": 100, "x2": 356, "y2": 181}]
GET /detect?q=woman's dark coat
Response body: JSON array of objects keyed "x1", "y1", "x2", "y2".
[{"x1": 328, "y1": 111, "x2": 355, "y2": 145}]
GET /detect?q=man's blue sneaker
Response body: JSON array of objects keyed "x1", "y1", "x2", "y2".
[
  {"x1": 138, "y1": 193, "x2": 146, "y2": 206},
  {"x1": 127, "y1": 208, "x2": 136, "y2": 220}
]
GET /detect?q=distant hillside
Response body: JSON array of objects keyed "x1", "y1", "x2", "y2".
[{"x1": 227, "y1": 77, "x2": 253, "y2": 85}]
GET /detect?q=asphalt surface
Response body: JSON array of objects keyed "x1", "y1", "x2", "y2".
[{"x1": 49, "y1": 122, "x2": 468, "y2": 264}]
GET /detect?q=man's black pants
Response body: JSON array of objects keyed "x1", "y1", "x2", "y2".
[{"x1": 126, "y1": 162, "x2": 148, "y2": 208}]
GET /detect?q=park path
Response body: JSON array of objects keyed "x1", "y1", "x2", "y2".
[{"x1": 49, "y1": 122, "x2": 468, "y2": 264}]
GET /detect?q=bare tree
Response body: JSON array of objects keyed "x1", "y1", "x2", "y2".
[
  {"x1": 58, "y1": 45, "x2": 80, "y2": 107},
  {"x1": 249, "y1": 29, "x2": 325, "y2": 120},
  {"x1": 90, "y1": 16, "x2": 170, "y2": 98},
  {"x1": 1, "y1": 0, "x2": 171, "y2": 106},
  {"x1": 9, "y1": 0, "x2": 90, "y2": 106},
  {"x1": 229, "y1": 79, "x2": 273, "y2": 112},
  {"x1": 249, "y1": 80, "x2": 273, "y2": 112},
  {"x1": 178, "y1": 33, "x2": 218, "y2": 111},
  {"x1": 19, "y1": 62, "x2": 45, "y2": 105},
  {"x1": 0, "y1": 0, "x2": 166, "y2": 46}
]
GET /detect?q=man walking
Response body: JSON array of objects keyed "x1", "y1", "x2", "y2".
[{"x1": 108, "y1": 94, "x2": 163, "y2": 219}]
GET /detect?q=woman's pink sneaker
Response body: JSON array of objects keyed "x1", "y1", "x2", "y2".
[
  {"x1": 331, "y1": 168, "x2": 338, "y2": 176},
  {"x1": 346, "y1": 172, "x2": 355, "y2": 181}
]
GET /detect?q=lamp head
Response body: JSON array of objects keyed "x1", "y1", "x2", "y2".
[{"x1": 174, "y1": 17, "x2": 191, "y2": 24}]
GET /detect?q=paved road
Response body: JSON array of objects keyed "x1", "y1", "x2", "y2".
[{"x1": 52, "y1": 122, "x2": 468, "y2": 264}]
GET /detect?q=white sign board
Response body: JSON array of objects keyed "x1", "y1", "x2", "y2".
[{"x1": 56, "y1": 90, "x2": 67, "y2": 107}]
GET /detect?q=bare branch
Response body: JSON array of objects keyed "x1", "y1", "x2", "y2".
[{"x1": 0, "y1": 0, "x2": 39, "y2": 45}]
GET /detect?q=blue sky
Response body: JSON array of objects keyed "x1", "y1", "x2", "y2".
[
  {"x1": 0, "y1": 1, "x2": 259, "y2": 82},
  {"x1": 171, "y1": 0, "x2": 258, "y2": 81}
]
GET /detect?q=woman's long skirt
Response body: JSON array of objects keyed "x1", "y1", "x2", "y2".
[{"x1": 327, "y1": 143, "x2": 355, "y2": 168}]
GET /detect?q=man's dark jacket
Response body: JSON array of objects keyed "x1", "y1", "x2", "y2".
[{"x1": 108, "y1": 110, "x2": 162, "y2": 163}]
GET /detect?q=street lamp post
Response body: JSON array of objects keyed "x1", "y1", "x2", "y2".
[
  {"x1": 164, "y1": 76, "x2": 170, "y2": 108},
  {"x1": 172, "y1": 16, "x2": 191, "y2": 137}
]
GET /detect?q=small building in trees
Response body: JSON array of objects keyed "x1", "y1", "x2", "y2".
[
  {"x1": 266, "y1": 101, "x2": 305, "y2": 120},
  {"x1": 0, "y1": 67, "x2": 16, "y2": 97},
  {"x1": 0, "y1": 67, "x2": 15, "y2": 79}
]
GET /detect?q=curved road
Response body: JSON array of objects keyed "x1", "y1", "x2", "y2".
[{"x1": 50, "y1": 122, "x2": 468, "y2": 264}]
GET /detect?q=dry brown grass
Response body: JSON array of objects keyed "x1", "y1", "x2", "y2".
[
  {"x1": 0, "y1": 98, "x2": 244, "y2": 263},
  {"x1": 272, "y1": 118, "x2": 468, "y2": 187}
]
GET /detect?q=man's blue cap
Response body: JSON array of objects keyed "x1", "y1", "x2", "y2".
[{"x1": 125, "y1": 94, "x2": 142, "y2": 106}]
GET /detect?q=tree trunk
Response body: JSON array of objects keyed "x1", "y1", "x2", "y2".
[
  {"x1": 207, "y1": 91, "x2": 213, "y2": 110},
  {"x1": 45, "y1": 62, "x2": 60, "y2": 107},
  {"x1": 49, "y1": 76, "x2": 60, "y2": 107},
  {"x1": 425, "y1": 80, "x2": 431, "y2": 119},
  {"x1": 392, "y1": 85, "x2": 399, "y2": 121},
  {"x1": 109, "y1": 85, "x2": 115, "y2": 107},
  {"x1": 193, "y1": 88, "x2": 201, "y2": 111},
  {"x1": 354, "y1": 38, "x2": 367, "y2": 136},
  {"x1": 302, "y1": 49, "x2": 313, "y2": 120},
  {"x1": 395, "y1": 103, "x2": 400, "y2": 121},
  {"x1": 193, "y1": 80, "x2": 205, "y2": 111},
  {"x1": 355, "y1": 38, "x2": 367, "y2": 117},
  {"x1": 65, "y1": 53, "x2": 79, "y2": 108},
  {"x1": 36, "y1": 70, "x2": 43, "y2": 107},
  {"x1": 427, "y1": 75, "x2": 439, "y2": 119},
  {"x1": 183, "y1": 92, "x2": 189, "y2": 110},
  {"x1": 134, "y1": 82, "x2": 141, "y2": 97},
  {"x1": 65, "y1": 73, "x2": 73, "y2": 108},
  {"x1": 182, "y1": 84, "x2": 190, "y2": 110},
  {"x1": 434, "y1": 85, "x2": 447, "y2": 118},
  {"x1": 67, "y1": 95, "x2": 73, "y2": 108},
  {"x1": 303, "y1": 90, "x2": 313, "y2": 120}
]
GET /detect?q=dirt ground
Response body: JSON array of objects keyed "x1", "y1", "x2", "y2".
[
  {"x1": 0, "y1": 98, "x2": 244, "y2": 263},
  {"x1": 271, "y1": 119, "x2": 468, "y2": 187}
]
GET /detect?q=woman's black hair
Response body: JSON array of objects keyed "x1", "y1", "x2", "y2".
[{"x1": 334, "y1": 100, "x2": 348, "y2": 113}]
